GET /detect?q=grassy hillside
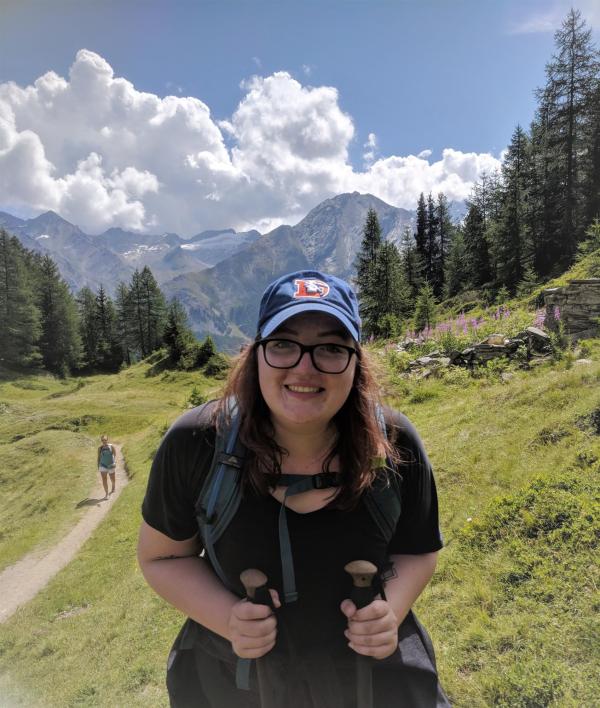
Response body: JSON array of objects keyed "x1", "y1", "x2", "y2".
[{"x1": 0, "y1": 280, "x2": 599, "y2": 705}]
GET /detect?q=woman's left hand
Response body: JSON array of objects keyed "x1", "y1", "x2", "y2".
[{"x1": 340, "y1": 598, "x2": 399, "y2": 659}]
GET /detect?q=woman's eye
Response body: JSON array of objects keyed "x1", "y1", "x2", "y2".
[
  {"x1": 271, "y1": 340, "x2": 294, "y2": 350},
  {"x1": 321, "y1": 344, "x2": 345, "y2": 354}
]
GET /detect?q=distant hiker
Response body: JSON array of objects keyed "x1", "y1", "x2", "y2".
[
  {"x1": 97, "y1": 434, "x2": 116, "y2": 498},
  {"x1": 138, "y1": 270, "x2": 449, "y2": 707}
]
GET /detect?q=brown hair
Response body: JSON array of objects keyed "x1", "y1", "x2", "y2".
[{"x1": 214, "y1": 341, "x2": 399, "y2": 509}]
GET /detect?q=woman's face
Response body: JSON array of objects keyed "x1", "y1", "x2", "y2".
[{"x1": 257, "y1": 312, "x2": 357, "y2": 431}]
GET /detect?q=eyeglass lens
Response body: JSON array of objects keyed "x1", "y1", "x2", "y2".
[{"x1": 263, "y1": 340, "x2": 351, "y2": 373}]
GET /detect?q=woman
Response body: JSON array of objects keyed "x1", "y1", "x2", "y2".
[
  {"x1": 138, "y1": 270, "x2": 449, "y2": 707},
  {"x1": 97, "y1": 434, "x2": 116, "y2": 498}
]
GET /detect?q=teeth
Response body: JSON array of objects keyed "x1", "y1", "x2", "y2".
[{"x1": 287, "y1": 385, "x2": 321, "y2": 393}]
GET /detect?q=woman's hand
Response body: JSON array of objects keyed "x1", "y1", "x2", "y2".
[
  {"x1": 228, "y1": 589, "x2": 281, "y2": 659},
  {"x1": 340, "y1": 598, "x2": 399, "y2": 660}
]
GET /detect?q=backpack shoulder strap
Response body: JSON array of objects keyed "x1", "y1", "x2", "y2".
[
  {"x1": 195, "y1": 397, "x2": 246, "y2": 592},
  {"x1": 363, "y1": 404, "x2": 402, "y2": 545}
]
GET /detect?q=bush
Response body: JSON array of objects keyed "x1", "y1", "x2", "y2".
[
  {"x1": 187, "y1": 386, "x2": 207, "y2": 408},
  {"x1": 196, "y1": 336, "x2": 217, "y2": 367},
  {"x1": 203, "y1": 353, "x2": 229, "y2": 378}
]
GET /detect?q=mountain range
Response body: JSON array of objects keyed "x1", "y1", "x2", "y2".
[{"x1": 1, "y1": 193, "x2": 464, "y2": 349}]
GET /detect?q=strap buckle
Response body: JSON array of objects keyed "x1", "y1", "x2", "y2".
[{"x1": 312, "y1": 472, "x2": 341, "y2": 489}]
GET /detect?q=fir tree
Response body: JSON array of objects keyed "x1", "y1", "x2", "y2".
[
  {"x1": 372, "y1": 241, "x2": 409, "y2": 334},
  {"x1": 443, "y1": 228, "x2": 468, "y2": 299},
  {"x1": 36, "y1": 255, "x2": 81, "y2": 376},
  {"x1": 95, "y1": 285, "x2": 122, "y2": 371},
  {"x1": 462, "y1": 201, "x2": 492, "y2": 288},
  {"x1": 0, "y1": 230, "x2": 41, "y2": 368},
  {"x1": 436, "y1": 193, "x2": 453, "y2": 295},
  {"x1": 413, "y1": 193, "x2": 428, "y2": 281},
  {"x1": 355, "y1": 208, "x2": 383, "y2": 337},
  {"x1": 496, "y1": 125, "x2": 532, "y2": 291},
  {"x1": 535, "y1": 8, "x2": 600, "y2": 266},
  {"x1": 414, "y1": 282, "x2": 437, "y2": 333},
  {"x1": 77, "y1": 286, "x2": 99, "y2": 370},
  {"x1": 425, "y1": 193, "x2": 440, "y2": 292},
  {"x1": 163, "y1": 298, "x2": 194, "y2": 366}
]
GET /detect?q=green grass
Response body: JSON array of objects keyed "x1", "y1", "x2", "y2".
[{"x1": 0, "y1": 343, "x2": 599, "y2": 706}]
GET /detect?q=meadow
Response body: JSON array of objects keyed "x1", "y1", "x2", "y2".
[{"x1": 0, "y1": 331, "x2": 599, "y2": 706}]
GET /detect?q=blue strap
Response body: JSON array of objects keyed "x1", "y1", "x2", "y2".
[
  {"x1": 277, "y1": 473, "x2": 340, "y2": 604},
  {"x1": 236, "y1": 656, "x2": 252, "y2": 690}
]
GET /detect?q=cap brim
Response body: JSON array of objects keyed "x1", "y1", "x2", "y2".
[{"x1": 260, "y1": 302, "x2": 359, "y2": 341}]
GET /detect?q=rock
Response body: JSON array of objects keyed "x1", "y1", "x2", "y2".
[
  {"x1": 484, "y1": 333, "x2": 507, "y2": 346},
  {"x1": 526, "y1": 326, "x2": 550, "y2": 341},
  {"x1": 501, "y1": 372, "x2": 515, "y2": 382},
  {"x1": 574, "y1": 359, "x2": 593, "y2": 366}
]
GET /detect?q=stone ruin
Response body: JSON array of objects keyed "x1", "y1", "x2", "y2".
[
  {"x1": 401, "y1": 327, "x2": 552, "y2": 375},
  {"x1": 543, "y1": 278, "x2": 600, "y2": 341},
  {"x1": 396, "y1": 279, "x2": 600, "y2": 376}
]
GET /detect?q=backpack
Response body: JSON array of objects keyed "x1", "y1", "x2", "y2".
[
  {"x1": 195, "y1": 398, "x2": 402, "y2": 597},
  {"x1": 170, "y1": 400, "x2": 449, "y2": 706},
  {"x1": 99, "y1": 445, "x2": 115, "y2": 468}
]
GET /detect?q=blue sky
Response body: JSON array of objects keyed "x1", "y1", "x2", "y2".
[{"x1": 1, "y1": 0, "x2": 598, "y2": 235}]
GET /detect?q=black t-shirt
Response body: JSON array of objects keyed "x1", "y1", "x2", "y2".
[{"x1": 142, "y1": 401, "x2": 443, "y2": 656}]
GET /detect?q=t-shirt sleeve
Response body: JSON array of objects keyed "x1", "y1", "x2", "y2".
[
  {"x1": 386, "y1": 409, "x2": 444, "y2": 555},
  {"x1": 141, "y1": 403, "x2": 217, "y2": 542}
]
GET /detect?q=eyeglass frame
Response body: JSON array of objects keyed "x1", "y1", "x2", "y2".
[{"x1": 254, "y1": 338, "x2": 358, "y2": 374}]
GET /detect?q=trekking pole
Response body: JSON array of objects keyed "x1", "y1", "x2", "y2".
[
  {"x1": 344, "y1": 560, "x2": 378, "y2": 708},
  {"x1": 239, "y1": 569, "x2": 282, "y2": 708}
]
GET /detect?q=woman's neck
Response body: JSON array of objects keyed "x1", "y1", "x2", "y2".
[{"x1": 273, "y1": 420, "x2": 337, "y2": 465}]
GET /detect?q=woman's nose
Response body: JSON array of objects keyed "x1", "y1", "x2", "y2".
[{"x1": 294, "y1": 350, "x2": 317, "y2": 372}]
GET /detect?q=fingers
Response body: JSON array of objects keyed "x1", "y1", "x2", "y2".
[
  {"x1": 234, "y1": 598, "x2": 275, "y2": 620},
  {"x1": 269, "y1": 587, "x2": 282, "y2": 609},
  {"x1": 343, "y1": 599, "x2": 398, "y2": 660},
  {"x1": 229, "y1": 598, "x2": 278, "y2": 659}
]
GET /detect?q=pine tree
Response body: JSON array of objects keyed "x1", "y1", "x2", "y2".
[
  {"x1": 77, "y1": 286, "x2": 99, "y2": 370},
  {"x1": 372, "y1": 241, "x2": 409, "y2": 335},
  {"x1": 444, "y1": 228, "x2": 468, "y2": 299},
  {"x1": 414, "y1": 282, "x2": 437, "y2": 333},
  {"x1": 413, "y1": 193, "x2": 428, "y2": 281},
  {"x1": 36, "y1": 255, "x2": 81, "y2": 376},
  {"x1": 140, "y1": 266, "x2": 166, "y2": 354},
  {"x1": 401, "y1": 225, "x2": 423, "y2": 304},
  {"x1": 462, "y1": 201, "x2": 492, "y2": 288},
  {"x1": 114, "y1": 282, "x2": 134, "y2": 365},
  {"x1": 496, "y1": 125, "x2": 532, "y2": 291},
  {"x1": 436, "y1": 193, "x2": 453, "y2": 295},
  {"x1": 163, "y1": 298, "x2": 194, "y2": 365},
  {"x1": 425, "y1": 193, "x2": 440, "y2": 290},
  {"x1": 535, "y1": 8, "x2": 600, "y2": 266},
  {"x1": 95, "y1": 285, "x2": 122, "y2": 371},
  {"x1": 0, "y1": 230, "x2": 41, "y2": 368},
  {"x1": 355, "y1": 208, "x2": 383, "y2": 338}
]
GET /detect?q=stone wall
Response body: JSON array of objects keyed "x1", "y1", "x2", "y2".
[{"x1": 543, "y1": 278, "x2": 600, "y2": 340}]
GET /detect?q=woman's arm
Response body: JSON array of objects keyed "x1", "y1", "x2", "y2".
[
  {"x1": 137, "y1": 521, "x2": 238, "y2": 639},
  {"x1": 341, "y1": 551, "x2": 438, "y2": 659},
  {"x1": 137, "y1": 521, "x2": 279, "y2": 656},
  {"x1": 384, "y1": 551, "x2": 438, "y2": 624}
]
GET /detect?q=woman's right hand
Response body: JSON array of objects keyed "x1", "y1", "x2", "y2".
[{"x1": 228, "y1": 590, "x2": 281, "y2": 658}]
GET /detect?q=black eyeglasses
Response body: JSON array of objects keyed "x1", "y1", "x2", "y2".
[{"x1": 255, "y1": 338, "x2": 357, "y2": 374}]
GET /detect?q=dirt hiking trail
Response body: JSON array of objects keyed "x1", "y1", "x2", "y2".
[{"x1": 0, "y1": 445, "x2": 128, "y2": 623}]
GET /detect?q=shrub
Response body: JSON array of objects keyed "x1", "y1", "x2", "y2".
[
  {"x1": 203, "y1": 353, "x2": 229, "y2": 378},
  {"x1": 187, "y1": 386, "x2": 206, "y2": 408}
]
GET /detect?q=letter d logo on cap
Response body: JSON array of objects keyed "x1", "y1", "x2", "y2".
[{"x1": 293, "y1": 278, "x2": 330, "y2": 299}]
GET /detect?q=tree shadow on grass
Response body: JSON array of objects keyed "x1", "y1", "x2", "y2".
[
  {"x1": 76, "y1": 497, "x2": 108, "y2": 508},
  {"x1": 145, "y1": 357, "x2": 172, "y2": 377}
]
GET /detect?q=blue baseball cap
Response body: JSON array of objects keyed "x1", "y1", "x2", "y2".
[{"x1": 257, "y1": 270, "x2": 361, "y2": 341}]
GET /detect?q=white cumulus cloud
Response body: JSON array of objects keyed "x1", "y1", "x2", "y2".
[{"x1": 0, "y1": 50, "x2": 502, "y2": 235}]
